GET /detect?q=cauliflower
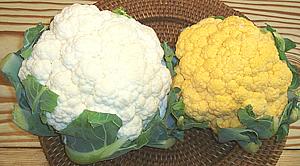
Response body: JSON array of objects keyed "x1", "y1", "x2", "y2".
[
  {"x1": 18, "y1": 4, "x2": 171, "y2": 140},
  {"x1": 174, "y1": 16, "x2": 292, "y2": 130}
]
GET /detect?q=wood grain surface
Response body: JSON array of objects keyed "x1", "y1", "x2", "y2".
[{"x1": 0, "y1": 0, "x2": 299, "y2": 165}]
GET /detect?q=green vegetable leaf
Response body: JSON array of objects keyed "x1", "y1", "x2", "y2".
[
  {"x1": 276, "y1": 101, "x2": 297, "y2": 141},
  {"x1": 166, "y1": 87, "x2": 208, "y2": 132},
  {"x1": 106, "y1": 112, "x2": 175, "y2": 161},
  {"x1": 112, "y1": 7, "x2": 132, "y2": 18},
  {"x1": 237, "y1": 105, "x2": 274, "y2": 139},
  {"x1": 133, "y1": 113, "x2": 163, "y2": 149},
  {"x1": 88, "y1": 112, "x2": 122, "y2": 129},
  {"x1": 218, "y1": 128, "x2": 254, "y2": 142},
  {"x1": 289, "y1": 73, "x2": 300, "y2": 90},
  {"x1": 18, "y1": 23, "x2": 47, "y2": 59},
  {"x1": 214, "y1": 16, "x2": 225, "y2": 20},
  {"x1": 164, "y1": 87, "x2": 181, "y2": 120},
  {"x1": 162, "y1": 42, "x2": 177, "y2": 77},
  {"x1": 172, "y1": 100, "x2": 185, "y2": 112},
  {"x1": 277, "y1": 124, "x2": 289, "y2": 141},
  {"x1": 266, "y1": 24, "x2": 276, "y2": 33},
  {"x1": 22, "y1": 75, "x2": 58, "y2": 113},
  {"x1": 65, "y1": 138, "x2": 128, "y2": 164},
  {"x1": 265, "y1": 24, "x2": 286, "y2": 60},
  {"x1": 61, "y1": 110, "x2": 122, "y2": 148},
  {"x1": 146, "y1": 138, "x2": 177, "y2": 149},
  {"x1": 182, "y1": 118, "x2": 208, "y2": 130},
  {"x1": 64, "y1": 110, "x2": 179, "y2": 164},
  {"x1": 12, "y1": 104, "x2": 56, "y2": 136},
  {"x1": 218, "y1": 128, "x2": 261, "y2": 153},
  {"x1": 238, "y1": 140, "x2": 261, "y2": 154},
  {"x1": 265, "y1": 24, "x2": 299, "y2": 90},
  {"x1": 0, "y1": 53, "x2": 23, "y2": 88},
  {"x1": 61, "y1": 110, "x2": 124, "y2": 163},
  {"x1": 284, "y1": 38, "x2": 296, "y2": 52},
  {"x1": 0, "y1": 53, "x2": 31, "y2": 110},
  {"x1": 289, "y1": 108, "x2": 300, "y2": 124},
  {"x1": 274, "y1": 32, "x2": 286, "y2": 53}
]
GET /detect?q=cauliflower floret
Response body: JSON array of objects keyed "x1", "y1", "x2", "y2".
[
  {"x1": 18, "y1": 4, "x2": 171, "y2": 140},
  {"x1": 174, "y1": 16, "x2": 292, "y2": 130}
]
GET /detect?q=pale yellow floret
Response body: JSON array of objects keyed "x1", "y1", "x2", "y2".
[{"x1": 174, "y1": 16, "x2": 292, "y2": 131}]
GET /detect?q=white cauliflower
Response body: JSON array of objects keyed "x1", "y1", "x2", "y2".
[{"x1": 18, "y1": 4, "x2": 171, "y2": 140}]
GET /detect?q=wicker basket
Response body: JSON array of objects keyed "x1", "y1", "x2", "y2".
[{"x1": 39, "y1": 0, "x2": 286, "y2": 165}]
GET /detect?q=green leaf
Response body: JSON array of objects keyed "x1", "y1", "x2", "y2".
[
  {"x1": 61, "y1": 110, "x2": 125, "y2": 163},
  {"x1": 61, "y1": 110, "x2": 122, "y2": 149},
  {"x1": 88, "y1": 112, "x2": 122, "y2": 128},
  {"x1": 21, "y1": 47, "x2": 33, "y2": 59},
  {"x1": 172, "y1": 100, "x2": 185, "y2": 112},
  {"x1": 22, "y1": 75, "x2": 58, "y2": 113},
  {"x1": 214, "y1": 16, "x2": 225, "y2": 20},
  {"x1": 289, "y1": 71, "x2": 299, "y2": 90},
  {"x1": 0, "y1": 53, "x2": 23, "y2": 88},
  {"x1": 164, "y1": 87, "x2": 181, "y2": 120},
  {"x1": 145, "y1": 113, "x2": 176, "y2": 149},
  {"x1": 65, "y1": 138, "x2": 128, "y2": 164},
  {"x1": 218, "y1": 128, "x2": 261, "y2": 153},
  {"x1": 265, "y1": 24, "x2": 287, "y2": 60},
  {"x1": 162, "y1": 42, "x2": 177, "y2": 77},
  {"x1": 274, "y1": 32, "x2": 286, "y2": 53},
  {"x1": 237, "y1": 105, "x2": 274, "y2": 139},
  {"x1": 284, "y1": 38, "x2": 296, "y2": 52},
  {"x1": 182, "y1": 118, "x2": 208, "y2": 130},
  {"x1": 238, "y1": 140, "x2": 261, "y2": 153},
  {"x1": 135, "y1": 113, "x2": 162, "y2": 148},
  {"x1": 0, "y1": 53, "x2": 31, "y2": 110},
  {"x1": 218, "y1": 128, "x2": 254, "y2": 142},
  {"x1": 276, "y1": 124, "x2": 289, "y2": 141},
  {"x1": 172, "y1": 130, "x2": 184, "y2": 141},
  {"x1": 276, "y1": 101, "x2": 296, "y2": 141},
  {"x1": 103, "y1": 112, "x2": 175, "y2": 161},
  {"x1": 112, "y1": 7, "x2": 132, "y2": 18},
  {"x1": 12, "y1": 105, "x2": 56, "y2": 136},
  {"x1": 146, "y1": 138, "x2": 176, "y2": 149},
  {"x1": 289, "y1": 108, "x2": 300, "y2": 124},
  {"x1": 23, "y1": 23, "x2": 45, "y2": 48},
  {"x1": 266, "y1": 24, "x2": 276, "y2": 33},
  {"x1": 19, "y1": 23, "x2": 47, "y2": 59},
  {"x1": 265, "y1": 24, "x2": 299, "y2": 90}
]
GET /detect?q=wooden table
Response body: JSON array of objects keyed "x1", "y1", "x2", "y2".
[{"x1": 0, "y1": 0, "x2": 299, "y2": 165}]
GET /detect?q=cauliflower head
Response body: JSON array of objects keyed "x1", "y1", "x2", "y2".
[
  {"x1": 18, "y1": 4, "x2": 171, "y2": 140},
  {"x1": 174, "y1": 16, "x2": 292, "y2": 130}
]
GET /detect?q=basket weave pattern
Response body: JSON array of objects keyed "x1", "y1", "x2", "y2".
[{"x1": 39, "y1": 0, "x2": 286, "y2": 165}]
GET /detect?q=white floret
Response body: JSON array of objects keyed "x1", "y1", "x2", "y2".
[{"x1": 18, "y1": 4, "x2": 172, "y2": 140}]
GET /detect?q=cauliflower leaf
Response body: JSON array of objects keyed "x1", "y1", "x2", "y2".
[
  {"x1": 162, "y1": 42, "x2": 208, "y2": 134},
  {"x1": 237, "y1": 105, "x2": 274, "y2": 139},
  {"x1": 213, "y1": 16, "x2": 225, "y2": 20},
  {"x1": 276, "y1": 100, "x2": 298, "y2": 141},
  {"x1": 112, "y1": 7, "x2": 132, "y2": 18},
  {"x1": 162, "y1": 42, "x2": 178, "y2": 77},
  {"x1": 13, "y1": 104, "x2": 56, "y2": 136},
  {"x1": 18, "y1": 23, "x2": 47, "y2": 59},
  {"x1": 218, "y1": 128, "x2": 262, "y2": 153},
  {"x1": 63, "y1": 111, "x2": 176, "y2": 164},
  {"x1": 62, "y1": 110, "x2": 122, "y2": 152},
  {"x1": 265, "y1": 24, "x2": 299, "y2": 90},
  {"x1": 22, "y1": 75, "x2": 58, "y2": 114}
]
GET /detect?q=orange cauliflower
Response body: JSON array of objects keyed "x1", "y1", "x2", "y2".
[{"x1": 174, "y1": 16, "x2": 292, "y2": 130}]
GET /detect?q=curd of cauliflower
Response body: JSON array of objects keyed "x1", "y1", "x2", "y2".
[{"x1": 174, "y1": 16, "x2": 292, "y2": 130}]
